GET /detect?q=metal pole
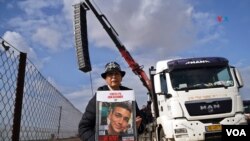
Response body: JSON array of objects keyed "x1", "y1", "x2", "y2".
[
  {"x1": 12, "y1": 52, "x2": 27, "y2": 141},
  {"x1": 57, "y1": 106, "x2": 62, "y2": 139}
]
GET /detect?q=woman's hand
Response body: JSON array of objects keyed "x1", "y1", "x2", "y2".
[{"x1": 135, "y1": 116, "x2": 142, "y2": 129}]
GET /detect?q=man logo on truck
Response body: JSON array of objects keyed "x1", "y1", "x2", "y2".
[
  {"x1": 185, "y1": 60, "x2": 210, "y2": 64},
  {"x1": 200, "y1": 103, "x2": 220, "y2": 113}
]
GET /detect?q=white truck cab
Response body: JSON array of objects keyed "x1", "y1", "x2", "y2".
[{"x1": 149, "y1": 57, "x2": 247, "y2": 141}]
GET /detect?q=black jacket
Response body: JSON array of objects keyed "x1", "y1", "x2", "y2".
[{"x1": 78, "y1": 85, "x2": 144, "y2": 141}]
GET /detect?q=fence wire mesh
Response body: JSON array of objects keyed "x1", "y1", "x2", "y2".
[
  {"x1": 0, "y1": 39, "x2": 19, "y2": 141},
  {"x1": 0, "y1": 38, "x2": 82, "y2": 141}
]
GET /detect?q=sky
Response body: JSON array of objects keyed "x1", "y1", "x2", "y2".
[{"x1": 0, "y1": 0, "x2": 250, "y2": 112}]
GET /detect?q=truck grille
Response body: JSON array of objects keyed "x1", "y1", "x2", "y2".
[{"x1": 185, "y1": 98, "x2": 232, "y2": 116}]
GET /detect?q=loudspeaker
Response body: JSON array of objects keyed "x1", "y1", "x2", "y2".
[{"x1": 73, "y1": 3, "x2": 91, "y2": 72}]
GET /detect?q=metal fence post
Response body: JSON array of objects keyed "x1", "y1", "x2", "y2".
[
  {"x1": 57, "y1": 106, "x2": 62, "y2": 138},
  {"x1": 12, "y1": 52, "x2": 27, "y2": 141}
]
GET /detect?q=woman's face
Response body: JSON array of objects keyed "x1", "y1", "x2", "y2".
[{"x1": 105, "y1": 71, "x2": 122, "y2": 90}]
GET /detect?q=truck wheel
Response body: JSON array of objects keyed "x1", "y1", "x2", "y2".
[
  {"x1": 151, "y1": 131, "x2": 157, "y2": 141},
  {"x1": 159, "y1": 129, "x2": 166, "y2": 141}
]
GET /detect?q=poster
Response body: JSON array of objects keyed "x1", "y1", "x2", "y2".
[{"x1": 96, "y1": 90, "x2": 137, "y2": 141}]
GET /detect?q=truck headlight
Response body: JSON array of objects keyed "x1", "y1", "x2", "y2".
[
  {"x1": 175, "y1": 128, "x2": 189, "y2": 138},
  {"x1": 174, "y1": 128, "x2": 187, "y2": 134}
]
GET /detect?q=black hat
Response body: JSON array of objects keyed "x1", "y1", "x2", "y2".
[{"x1": 101, "y1": 62, "x2": 126, "y2": 79}]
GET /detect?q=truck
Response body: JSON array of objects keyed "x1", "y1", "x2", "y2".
[
  {"x1": 73, "y1": 1, "x2": 248, "y2": 140},
  {"x1": 140, "y1": 57, "x2": 247, "y2": 141}
]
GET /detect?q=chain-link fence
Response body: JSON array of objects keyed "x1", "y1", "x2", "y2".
[{"x1": 0, "y1": 37, "x2": 82, "y2": 141}]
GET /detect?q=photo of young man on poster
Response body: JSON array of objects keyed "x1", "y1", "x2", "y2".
[
  {"x1": 96, "y1": 90, "x2": 138, "y2": 141},
  {"x1": 106, "y1": 102, "x2": 133, "y2": 135}
]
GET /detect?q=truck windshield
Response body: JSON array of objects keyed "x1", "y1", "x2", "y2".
[{"x1": 170, "y1": 66, "x2": 234, "y2": 91}]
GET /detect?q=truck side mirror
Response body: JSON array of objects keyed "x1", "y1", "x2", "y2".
[
  {"x1": 154, "y1": 74, "x2": 162, "y2": 94},
  {"x1": 154, "y1": 73, "x2": 170, "y2": 97},
  {"x1": 234, "y1": 68, "x2": 244, "y2": 88}
]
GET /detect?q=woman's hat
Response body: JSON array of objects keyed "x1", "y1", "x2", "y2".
[{"x1": 101, "y1": 62, "x2": 126, "y2": 79}]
